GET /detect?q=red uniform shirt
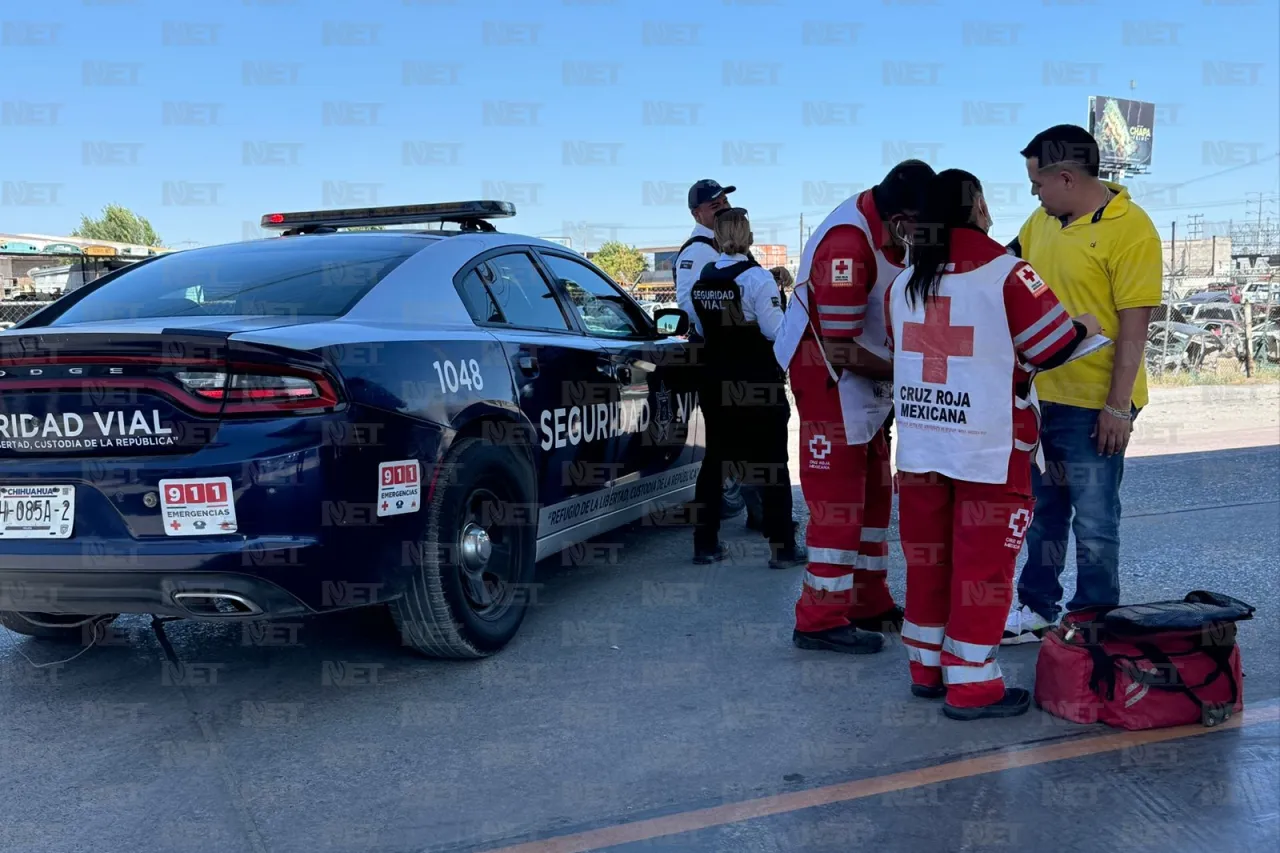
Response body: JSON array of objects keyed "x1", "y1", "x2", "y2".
[{"x1": 807, "y1": 190, "x2": 904, "y2": 342}]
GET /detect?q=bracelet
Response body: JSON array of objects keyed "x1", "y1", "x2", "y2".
[{"x1": 1103, "y1": 404, "x2": 1132, "y2": 421}]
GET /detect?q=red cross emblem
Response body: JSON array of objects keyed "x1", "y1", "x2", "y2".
[
  {"x1": 1008, "y1": 508, "x2": 1032, "y2": 538},
  {"x1": 220, "y1": 521, "x2": 233, "y2": 530},
  {"x1": 831, "y1": 258, "x2": 853, "y2": 284},
  {"x1": 169, "y1": 520, "x2": 182, "y2": 531},
  {"x1": 808, "y1": 434, "x2": 831, "y2": 459},
  {"x1": 1018, "y1": 264, "x2": 1045, "y2": 294},
  {"x1": 381, "y1": 501, "x2": 389, "y2": 512},
  {"x1": 901, "y1": 295, "x2": 975, "y2": 384}
]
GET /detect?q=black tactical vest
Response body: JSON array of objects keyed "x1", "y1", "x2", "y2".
[{"x1": 690, "y1": 260, "x2": 783, "y2": 386}]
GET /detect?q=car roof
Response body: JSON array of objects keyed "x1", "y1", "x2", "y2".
[{"x1": 342, "y1": 230, "x2": 587, "y2": 325}]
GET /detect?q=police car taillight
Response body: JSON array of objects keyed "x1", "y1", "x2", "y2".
[{"x1": 175, "y1": 367, "x2": 341, "y2": 414}]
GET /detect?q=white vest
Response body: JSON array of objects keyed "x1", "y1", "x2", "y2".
[
  {"x1": 888, "y1": 253, "x2": 1043, "y2": 484},
  {"x1": 773, "y1": 194, "x2": 900, "y2": 444}
]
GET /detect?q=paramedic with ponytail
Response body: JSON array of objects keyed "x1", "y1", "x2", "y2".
[{"x1": 886, "y1": 169, "x2": 1101, "y2": 720}]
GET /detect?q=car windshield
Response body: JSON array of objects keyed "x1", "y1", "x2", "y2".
[{"x1": 43, "y1": 234, "x2": 428, "y2": 325}]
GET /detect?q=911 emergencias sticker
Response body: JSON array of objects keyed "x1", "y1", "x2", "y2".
[
  {"x1": 377, "y1": 460, "x2": 421, "y2": 517},
  {"x1": 159, "y1": 477, "x2": 237, "y2": 536}
]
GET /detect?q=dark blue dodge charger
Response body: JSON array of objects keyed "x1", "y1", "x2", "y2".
[{"x1": 0, "y1": 201, "x2": 714, "y2": 658}]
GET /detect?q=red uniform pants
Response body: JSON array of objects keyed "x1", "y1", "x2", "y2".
[
  {"x1": 790, "y1": 346, "x2": 895, "y2": 633},
  {"x1": 898, "y1": 462, "x2": 1034, "y2": 707}
]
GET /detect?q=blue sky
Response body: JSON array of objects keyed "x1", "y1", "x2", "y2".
[{"x1": 2, "y1": 0, "x2": 1278, "y2": 253}]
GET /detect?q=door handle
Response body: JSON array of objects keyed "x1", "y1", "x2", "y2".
[{"x1": 614, "y1": 365, "x2": 632, "y2": 385}]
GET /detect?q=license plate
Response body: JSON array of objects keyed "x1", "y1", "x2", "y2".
[{"x1": 0, "y1": 485, "x2": 75, "y2": 539}]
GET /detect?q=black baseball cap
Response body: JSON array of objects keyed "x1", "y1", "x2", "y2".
[{"x1": 688, "y1": 179, "x2": 736, "y2": 210}]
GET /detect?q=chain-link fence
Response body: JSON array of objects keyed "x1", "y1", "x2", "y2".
[{"x1": 0, "y1": 301, "x2": 53, "y2": 328}]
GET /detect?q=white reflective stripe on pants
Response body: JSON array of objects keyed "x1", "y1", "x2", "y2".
[
  {"x1": 943, "y1": 635, "x2": 997, "y2": 664},
  {"x1": 943, "y1": 660, "x2": 1003, "y2": 685},
  {"x1": 855, "y1": 554, "x2": 888, "y2": 572},
  {"x1": 802, "y1": 571, "x2": 854, "y2": 592},
  {"x1": 907, "y1": 645, "x2": 941, "y2": 667},
  {"x1": 902, "y1": 621, "x2": 945, "y2": 646},
  {"x1": 808, "y1": 547, "x2": 859, "y2": 565},
  {"x1": 859, "y1": 526, "x2": 889, "y2": 543}
]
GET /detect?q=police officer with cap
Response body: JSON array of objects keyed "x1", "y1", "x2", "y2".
[
  {"x1": 675, "y1": 179, "x2": 736, "y2": 339},
  {"x1": 689, "y1": 207, "x2": 807, "y2": 569}
]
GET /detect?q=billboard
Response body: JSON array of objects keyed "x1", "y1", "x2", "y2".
[{"x1": 1088, "y1": 96, "x2": 1155, "y2": 171}]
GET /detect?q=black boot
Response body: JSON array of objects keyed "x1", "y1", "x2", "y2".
[
  {"x1": 851, "y1": 605, "x2": 905, "y2": 634},
  {"x1": 693, "y1": 541, "x2": 729, "y2": 565},
  {"x1": 768, "y1": 540, "x2": 808, "y2": 570},
  {"x1": 911, "y1": 684, "x2": 947, "y2": 699},
  {"x1": 942, "y1": 688, "x2": 1032, "y2": 721},
  {"x1": 792, "y1": 625, "x2": 885, "y2": 655}
]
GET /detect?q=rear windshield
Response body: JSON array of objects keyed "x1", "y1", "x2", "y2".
[{"x1": 44, "y1": 234, "x2": 428, "y2": 325}]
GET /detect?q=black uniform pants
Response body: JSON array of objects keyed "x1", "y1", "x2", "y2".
[{"x1": 693, "y1": 377, "x2": 794, "y2": 552}]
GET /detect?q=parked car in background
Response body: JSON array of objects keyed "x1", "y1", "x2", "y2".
[
  {"x1": 1185, "y1": 290, "x2": 1232, "y2": 305},
  {"x1": 1185, "y1": 303, "x2": 1244, "y2": 325},
  {"x1": 1240, "y1": 281, "x2": 1280, "y2": 306}
]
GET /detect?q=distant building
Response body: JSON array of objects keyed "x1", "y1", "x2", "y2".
[{"x1": 1160, "y1": 236, "x2": 1233, "y2": 297}]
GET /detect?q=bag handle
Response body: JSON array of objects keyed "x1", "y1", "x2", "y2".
[{"x1": 1131, "y1": 640, "x2": 1238, "y2": 727}]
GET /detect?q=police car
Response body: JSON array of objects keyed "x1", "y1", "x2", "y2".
[{"x1": 0, "y1": 201, "x2": 711, "y2": 659}]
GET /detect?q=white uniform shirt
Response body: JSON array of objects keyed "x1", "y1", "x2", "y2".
[
  {"x1": 674, "y1": 224, "x2": 719, "y2": 335},
  {"x1": 713, "y1": 253, "x2": 786, "y2": 342}
]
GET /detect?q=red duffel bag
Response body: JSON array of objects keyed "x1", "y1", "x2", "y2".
[{"x1": 1035, "y1": 591, "x2": 1255, "y2": 730}]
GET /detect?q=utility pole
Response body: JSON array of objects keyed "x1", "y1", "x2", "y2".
[
  {"x1": 799, "y1": 213, "x2": 804, "y2": 258},
  {"x1": 1162, "y1": 219, "x2": 1175, "y2": 372},
  {"x1": 1187, "y1": 214, "x2": 1203, "y2": 241},
  {"x1": 1246, "y1": 192, "x2": 1265, "y2": 254}
]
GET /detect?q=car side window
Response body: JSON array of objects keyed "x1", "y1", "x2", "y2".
[
  {"x1": 457, "y1": 268, "x2": 504, "y2": 324},
  {"x1": 460, "y1": 252, "x2": 571, "y2": 331},
  {"x1": 539, "y1": 253, "x2": 649, "y2": 338}
]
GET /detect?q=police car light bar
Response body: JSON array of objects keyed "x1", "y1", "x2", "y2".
[{"x1": 259, "y1": 200, "x2": 517, "y2": 232}]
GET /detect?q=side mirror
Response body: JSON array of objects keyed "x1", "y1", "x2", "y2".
[{"x1": 654, "y1": 307, "x2": 690, "y2": 337}]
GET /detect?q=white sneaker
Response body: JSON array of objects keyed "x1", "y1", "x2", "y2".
[{"x1": 1001, "y1": 605, "x2": 1055, "y2": 645}]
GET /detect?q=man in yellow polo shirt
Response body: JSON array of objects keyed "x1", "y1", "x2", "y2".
[{"x1": 1001, "y1": 124, "x2": 1163, "y2": 645}]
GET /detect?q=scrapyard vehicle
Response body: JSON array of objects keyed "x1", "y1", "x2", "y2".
[{"x1": 1146, "y1": 322, "x2": 1226, "y2": 373}]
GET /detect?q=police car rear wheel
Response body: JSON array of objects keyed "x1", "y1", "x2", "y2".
[
  {"x1": 391, "y1": 438, "x2": 536, "y2": 659},
  {"x1": 0, "y1": 610, "x2": 117, "y2": 643}
]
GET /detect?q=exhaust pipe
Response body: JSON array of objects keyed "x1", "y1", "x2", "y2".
[{"x1": 172, "y1": 592, "x2": 263, "y2": 617}]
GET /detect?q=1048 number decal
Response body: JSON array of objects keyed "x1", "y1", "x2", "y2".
[{"x1": 433, "y1": 359, "x2": 484, "y2": 394}]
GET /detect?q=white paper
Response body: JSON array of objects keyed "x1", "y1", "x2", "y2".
[{"x1": 1066, "y1": 334, "x2": 1113, "y2": 363}]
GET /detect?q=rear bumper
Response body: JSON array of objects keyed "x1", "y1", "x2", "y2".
[{"x1": 0, "y1": 537, "x2": 322, "y2": 618}]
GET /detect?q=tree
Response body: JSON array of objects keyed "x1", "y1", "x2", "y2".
[
  {"x1": 71, "y1": 204, "x2": 163, "y2": 246},
  {"x1": 591, "y1": 241, "x2": 647, "y2": 290}
]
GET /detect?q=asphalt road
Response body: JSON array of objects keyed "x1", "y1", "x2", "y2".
[{"x1": 2, "y1": 443, "x2": 1277, "y2": 853}]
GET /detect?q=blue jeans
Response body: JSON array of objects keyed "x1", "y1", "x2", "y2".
[{"x1": 1017, "y1": 401, "x2": 1138, "y2": 621}]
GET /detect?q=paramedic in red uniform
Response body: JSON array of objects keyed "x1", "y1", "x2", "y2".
[
  {"x1": 774, "y1": 160, "x2": 935, "y2": 655},
  {"x1": 886, "y1": 169, "x2": 1100, "y2": 719}
]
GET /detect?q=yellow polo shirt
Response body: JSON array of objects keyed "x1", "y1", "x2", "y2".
[{"x1": 1017, "y1": 182, "x2": 1163, "y2": 410}]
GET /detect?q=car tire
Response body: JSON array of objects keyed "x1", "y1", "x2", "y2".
[
  {"x1": 720, "y1": 479, "x2": 746, "y2": 519},
  {"x1": 391, "y1": 437, "x2": 537, "y2": 659},
  {"x1": 0, "y1": 610, "x2": 116, "y2": 643}
]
